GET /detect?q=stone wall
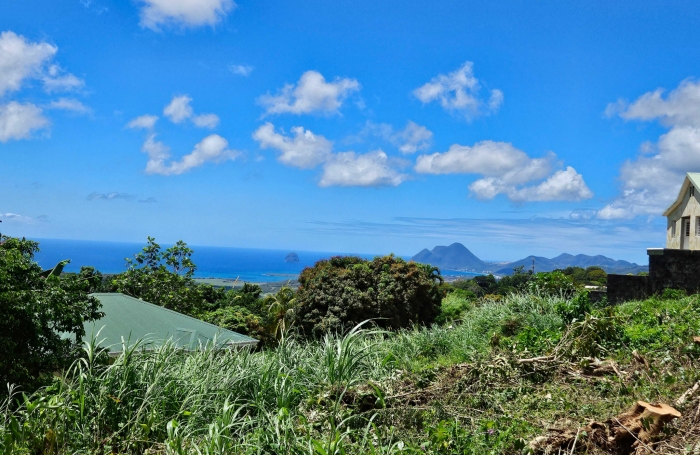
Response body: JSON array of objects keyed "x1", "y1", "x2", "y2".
[
  {"x1": 606, "y1": 274, "x2": 649, "y2": 304},
  {"x1": 648, "y1": 248, "x2": 700, "y2": 294}
]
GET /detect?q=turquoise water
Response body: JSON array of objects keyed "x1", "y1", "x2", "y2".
[{"x1": 31, "y1": 238, "x2": 482, "y2": 283}]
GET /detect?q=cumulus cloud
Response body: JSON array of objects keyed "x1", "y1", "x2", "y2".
[
  {"x1": 599, "y1": 79, "x2": 700, "y2": 219},
  {"x1": 192, "y1": 113, "x2": 220, "y2": 129},
  {"x1": 320, "y1": 150, "x2": 407, "y2": 187},
  {"x1": 0, "y1": 102, "x2": 49, "y2": 142},
  {"x1": 413, "y1": 62, "x2": 503, "y2": 120},
  {"x1": 415, "y1": 140, "x2": 591, "y2": 202},
  {"x1": 143, "y1": 133, "x2": 240, "y2": 175},
  {"x1": 163, "y1": 95, "x2": 219, "y2": 128},
  {"x1": 258, "y1": 70, "x2": 360, "y2": 116},
  {"x1": 253, "y1": 122, "x2": 332, "y2": 169},
  {"x1": 87, "y1": 192, "x2": 135, "y2": 201},
  {"x1": 47, "y1": 98, "x2": 90, "y2": 114},
  {"x1": 163, "y1": 95, "x2": 194, "y2": 123},
  {"x1": 229, "y1": 64, "x2": 253, "y2": 76},
  {"x1": 253, "y1": 122, "x2": 406, "y2": 187},
  {"x1": 137, "y1": 0, "x2": 235, "y2": 30},
  {"x1": 361, "y1": 120, "x2": 433, "y2": 154},
  {"x1": 42, "y1": 64, "x2": 84, "y2": 93},
  {"x1": 127, "y1": 114, "x2": 158, "y2": 130},
  {"x1": 0, "y1": 31, "x2": 56, "y2": 96}
]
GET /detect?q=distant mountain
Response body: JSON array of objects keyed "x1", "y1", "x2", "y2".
[
  {"x1": 410, "y1": 243, "x2": 486, "y2": 271},
  {"x1": 493, "y1": 253, "x2": 647, "y2": 275},
  {"x1": 410, "y1": 243, "x2": 647, "y2": 275}
]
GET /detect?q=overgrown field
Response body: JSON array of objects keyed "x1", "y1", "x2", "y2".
[{"x1": 4, "y1": 292, "x2": 700, "y2": 454}]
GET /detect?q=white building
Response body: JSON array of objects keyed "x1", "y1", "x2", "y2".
[{"x1": 663, "y1": 172, "x2": 700, "y2": 250}]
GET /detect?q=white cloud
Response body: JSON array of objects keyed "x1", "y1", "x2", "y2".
[
  {"x1": 127, "y1": 114, "x2": 158, "y2": 130},
  {"x1": 599, "y1": 79, "x2": 700, "y2": 219},
  {"x1": 258, "y1": 70, "x2": 360, "y2": 116},
  {"x1": 137, "y1": 0, "x2": 235, "y2": 30},
  {"x1": 192, "y1": 113, "x2": 219, "y2": 129},
  {"x1": 229, "y1": 64, "x2": 253, "y2": 77},
  {"x1": 413, "y1": 62, "x2": 502, "y2": 120},
  {"x1": 47, "y1": 98, "x2": 90, "y2": 114},
  {"x1": 320, "y1": 150, "x2": 407, "y2": 187},
  {"x1": 42, "y1": 64, "x2": 84, "y2": 93},
  {"x1": 143, "y1": 133, "x2": 240, "y2": 175},
  {"x1": 163, "y1": 95, "x2": 194, "y2": 123},
  {"x1": 253, "y1": 122, "x2": 332, "y2": 169},
  {"x1": 0, "y1": 102, "x2": 49, "y2": 142},
  {"x1": 416, "y1": 140, "x2": 591, "y2": 202},
  {"x1": 508, "y1": 168, "x2": 592, "y2": 203},
  {"x1": 163, "y1": 95, "x2": 219, "y2": 128},
  {"x1": 361, "y1": 120, "x2": 433, "y2": 154},
  {"x1": 0, "y1": 212, "x2": 44, "y2": 223},
  {"x1": 0, "y1": 31, "x2": 56, "y2": 96},
  {"x1": 87, "y1": 192, "x2": 135, "y2": 201}
]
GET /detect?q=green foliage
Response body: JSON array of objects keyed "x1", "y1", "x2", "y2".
[
  {"x1": 527, "y1": 271, "x2": 576, "y2": 296},
  {"x1": 294, "y1": 255, "x2": 443, "y2": 336},
  {"x1": 0, "y1": 236, "x2": 103, "y2": 393},
  {"x1": 436, "y1": 290, "x2": 473, "y2": 324},
  {"x1": 556, "y1": 266, "x2": 608, "y2": 286},
  {"x1": 555, "y1": 290, "x2": 592, "y2": 324},
  {"x1": 662, "y1": 288, "x2": 686, "y2": 299},
  {"x1": 106, "y1": 237, "x2": 212, "y2": 316},
  {"x1": 3, "y1": 291, "x2": 700, "y2": 453}
]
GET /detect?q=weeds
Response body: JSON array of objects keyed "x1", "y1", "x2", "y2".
[{"x1": 2, "y1": 292, "x2": 700, "y2": 453}]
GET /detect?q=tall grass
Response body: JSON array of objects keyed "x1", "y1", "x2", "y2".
[{"x1": 3, "y1": 292, "x2": 698, "y2": 454}]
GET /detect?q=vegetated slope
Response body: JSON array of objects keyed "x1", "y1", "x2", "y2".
[
  {"x1": 410, "y1": 243, "x2": 487, "y2": 271},
  {"x1": 4, "y1": 292, "x2": 700, "y2": 453},
  {"x1": 410, "y1": 242, "x2": 647, "y2": 275}
]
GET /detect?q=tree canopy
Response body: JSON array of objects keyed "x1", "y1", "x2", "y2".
[
  {"x1": 293, "y1": 255, "x2": 443, "y2": 336},
  {"x1": 0, "y1": 236, "x2": 103, "y2": 392}
]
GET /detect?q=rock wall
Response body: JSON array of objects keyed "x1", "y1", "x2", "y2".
[
  {"x1": 648, "y1": 248, "x2": 700, "y2": 294},
  {"x1": 606, "y1": 274, "x2": 649, "y2": 304}
]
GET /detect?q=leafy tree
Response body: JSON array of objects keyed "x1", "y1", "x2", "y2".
[
  {"x1": 107, "y1": 237, "x2": 206, "y2": 315},
  {"x1": 0, "y1": 236, "x2": 102, "y2": 392},
  {"x1": 528, "y1": 271, "x2": 576, "y2": 296},
  {"x1": 293, "y1": 255, "x2": 443, "y2": 336}
]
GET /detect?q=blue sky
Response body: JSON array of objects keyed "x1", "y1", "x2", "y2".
[{"x1": 2, "y1": 0, "x2": 700, "y2": 263}]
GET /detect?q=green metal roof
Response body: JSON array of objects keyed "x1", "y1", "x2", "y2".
[
  {"x1": 79, "y1": 293, "x2": 258, "y2": 354},
  {"x1": 663, "y1": 173, "x2": 700, "y2": 216}
]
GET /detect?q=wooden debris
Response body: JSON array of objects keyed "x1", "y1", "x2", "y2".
[
  {"x1": 528, "y1": 401, "x2": 681, "y2": 454},
  {"x1": 693, "y1": 336, "x2": 700, "y2": 344},
  {"x1": 632, "y1": 350, "x2": 650, "y2": 369},
  {"x1": 676, "y1": 381, "x2": 700, "y2": 407}
]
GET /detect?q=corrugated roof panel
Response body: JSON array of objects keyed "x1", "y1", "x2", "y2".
[{"x1": 79, "y1": 293, "x2": 258, "y2": 353}]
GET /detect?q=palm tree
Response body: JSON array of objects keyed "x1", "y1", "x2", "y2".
[{"x1": 264, "y1": 285, "x2": 297, "y2": 340}]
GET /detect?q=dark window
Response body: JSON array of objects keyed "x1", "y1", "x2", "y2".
[
  {"x1": 686, "y1": 220, "x2": 691, "y2": 236},
  {"x1": 691, "y1": 186, "x2": 695, "y2": 197}
]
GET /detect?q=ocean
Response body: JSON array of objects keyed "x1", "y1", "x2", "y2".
[{"x1": 31, "y1": 238, "x2": 482, "y2": 283}]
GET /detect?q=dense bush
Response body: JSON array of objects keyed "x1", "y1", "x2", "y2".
[
  {"x1": 0, "y1": 236, "x2": 102, "y2": 393},
  {"x1": 556, "y1": 265, "x2": 607, "y2": 286},
  {"x1": 293, "y1": 255, "x2": 443, "y2": 336}
]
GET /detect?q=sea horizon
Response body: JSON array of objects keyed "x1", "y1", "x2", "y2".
[{"x1": 31, "y1": 237, "x2": 483, "y2": 283}]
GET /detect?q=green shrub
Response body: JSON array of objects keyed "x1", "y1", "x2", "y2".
[
  {"x1": 555, "y1": 291, "x2": 591, "y2": 323},
  {"x1": 293, "y1": 255, "x2": 443, "y2": 336},
  {"x1": 436, "y1": 290, "x2": 474, "y2": 324},
  {"x1": 527, "y1": 271, "x2": 576, "y2": 296},
  {"x1": 662, "y1": 288, "x2": 686, "y2": 299}
]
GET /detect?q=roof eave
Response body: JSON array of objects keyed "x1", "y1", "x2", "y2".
[{"x1": 663, "y1": 176, "x2": 691, "y2": 217}]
